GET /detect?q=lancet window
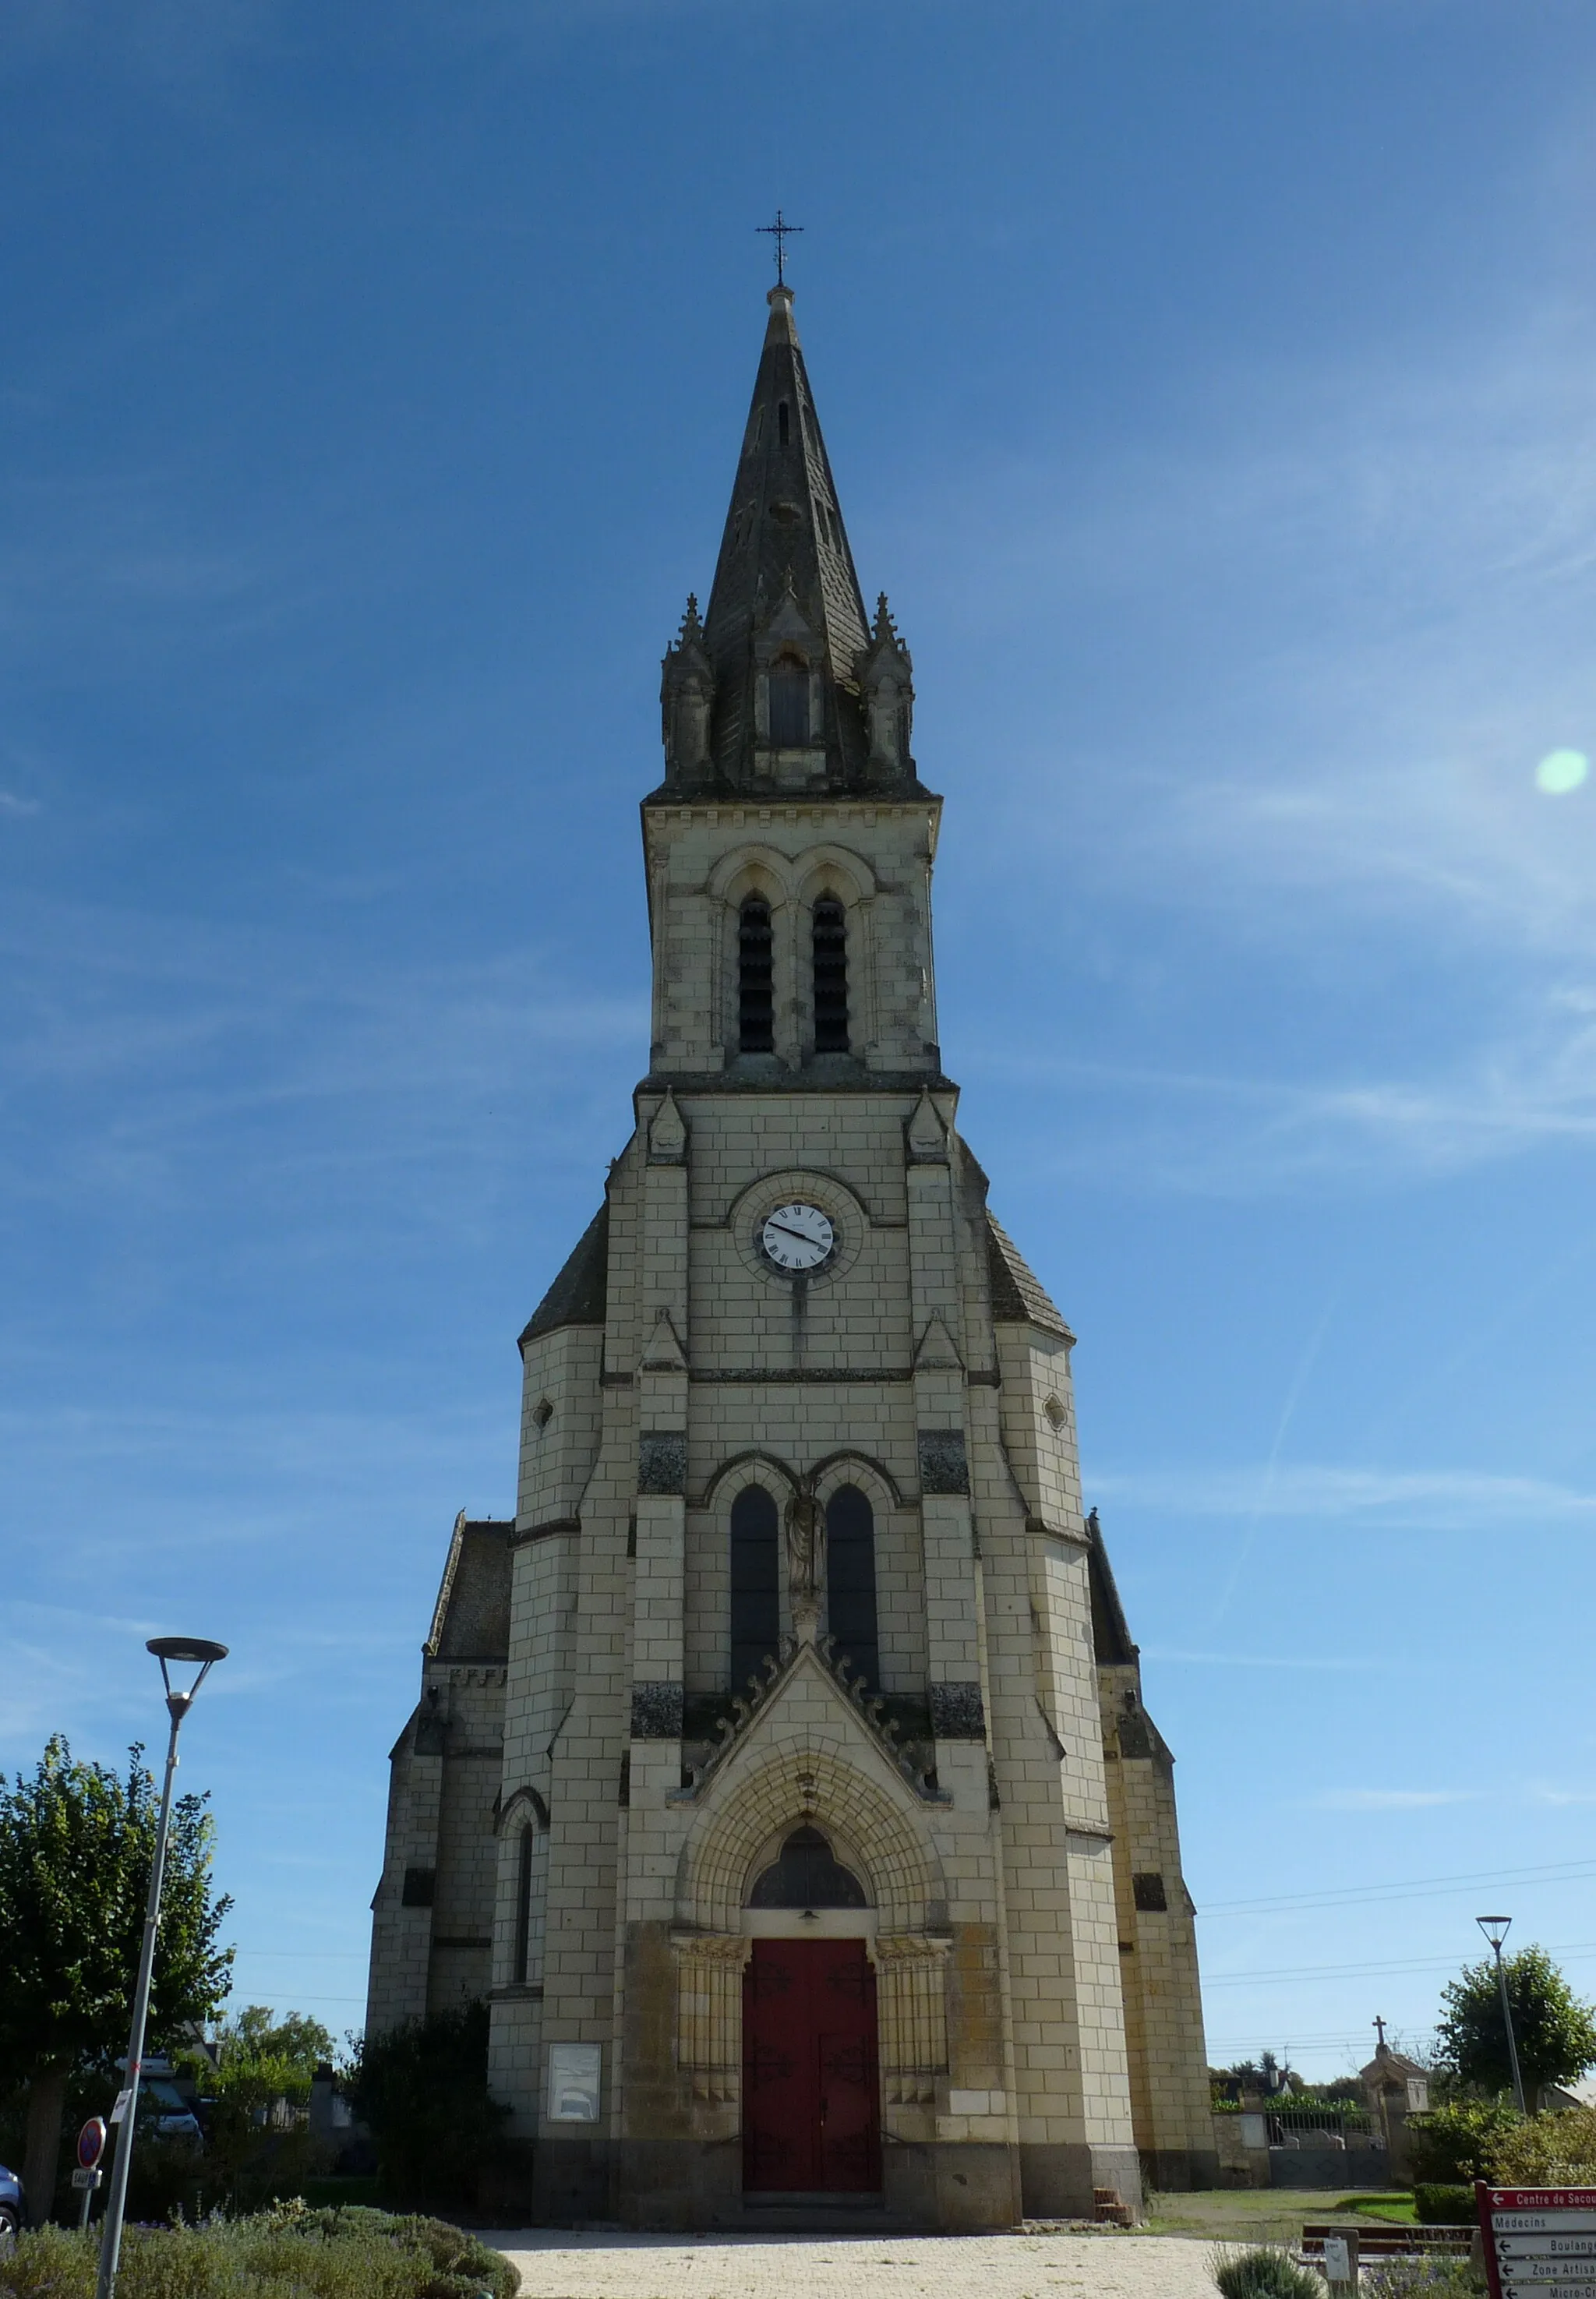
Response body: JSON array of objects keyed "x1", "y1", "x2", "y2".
[
  {"x1": 512, "y1": 1824, "x2": 535, "y2": 1985},
  {"x1": 825, "y1": 1483, "x2": 878, "y2": 1689},
  {"x1": 737, "y1": 898, "x2": 775, "y2": 1053},
  {"x1": 812, "y1": 895, "x2": 849, "y2": 1054},
  {"x1": 729, "y1": 1485, "x2": 781, "y2": 1690}
]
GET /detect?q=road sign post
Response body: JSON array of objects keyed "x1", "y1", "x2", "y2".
[
  {"x1": 75, "y1": 2120, "x2": 108, "y2": 2230},
  {"x1": 1478, "y1": 2182, "x2": 1596, "y2": 2299}
]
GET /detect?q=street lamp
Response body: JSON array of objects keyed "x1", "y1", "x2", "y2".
[
  {"x1": 94, "y1": 1637, "x2": 228, "y2": 2299},
  {"x1": 1477, "y1": 1915, "x2": 1527, "y2": 2116}
]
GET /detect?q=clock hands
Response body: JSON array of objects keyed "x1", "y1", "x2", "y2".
[{"x1": 766, "y1": 1220, "x2": 824, "y2": 1248}]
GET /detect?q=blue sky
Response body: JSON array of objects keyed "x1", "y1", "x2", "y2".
[{"x1": 4, "y1": 0, "x2": 1596, "y2": 2082}]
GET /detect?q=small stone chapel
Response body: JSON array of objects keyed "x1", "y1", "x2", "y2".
[{"x1": 365, "y1": 280, "x2": 1214, "y2": 2230}]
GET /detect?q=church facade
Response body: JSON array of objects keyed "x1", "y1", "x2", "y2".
[{"x1": 365, "y1": 283, "x2": 1213, "y2": 2230}]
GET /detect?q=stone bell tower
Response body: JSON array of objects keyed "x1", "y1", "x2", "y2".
[{"x1": 365, "y1": 281, "x2": 1214, "y2": 2230}]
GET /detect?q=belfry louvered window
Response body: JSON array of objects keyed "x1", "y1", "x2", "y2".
[
  {"x1": 730, "y1": 1485, "x2": 781, "y2": 1690},
  {"x1": 825, "y1": 1485, "x2": 879, "y2": 1690},
  {"x1": 737, "y1": 897, "x2": 774, "y2": 1052},
  {"x1": 768, "y1": 656, "x2": 810, "y2": 747},
  {"x1": 812, "y1": 895, "x2": 848, "y2": 1053}
]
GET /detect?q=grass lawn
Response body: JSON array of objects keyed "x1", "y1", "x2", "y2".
[{"x1": 1142, "y1": 2189, "x2": 1415, "y2": 2243}]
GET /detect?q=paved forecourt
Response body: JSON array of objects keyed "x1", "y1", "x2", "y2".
[{"x1": 493, "y1": 2230, "x2": 1217, "y2": 2299}]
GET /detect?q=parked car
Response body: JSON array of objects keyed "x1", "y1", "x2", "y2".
[
  {"x1": 0, "y1": 2162, "x2": 23, "y2": 2247},
  {"x1": 139, "y1": 2075, "x2": 203, "y2": 2144}
]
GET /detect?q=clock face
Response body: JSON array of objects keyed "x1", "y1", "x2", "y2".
[{"x1": 760, "y1": 1202, "x2": 835, "y2": 1273}]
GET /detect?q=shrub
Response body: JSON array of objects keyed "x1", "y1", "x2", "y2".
[
  {"x1": 1408, "y1": 2099, "x2": 1524, "y2": 2184},
  {"x1": 1414, "y1": 2184, "x2": 1477, "y2": 2224},
  {"x1": 1210, "y1": 2245, "x2": 1322, "y2": 2299},
  {"x1": 0, "y1": 2205, "x2": 518, "y2": 2299},
  {"x1": 1362, "y1": 2262, "x2": 1485, "y2": 2299},
  {"x1": 1488, "y1": 2104, "x2": 1596, "y2": 2185},
  {"x1": 345, "y1": 2004, "x2": 509, "y2": 2209}
]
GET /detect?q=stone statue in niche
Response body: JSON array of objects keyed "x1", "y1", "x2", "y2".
[
  {"x1": 661, "y1": 594, "x2": 713, "y2": 781},
  {"x1": 866, "y1": 671, "x2": 902, "y2": 770},
  {"x1": 784, "y1": 1478, "x2": 824, "y2": 1641},
  {"x1": 860, "y1": 592, "x2": 914, "y2": 778},
  {"x1": 673, "y1": 674, "x2": 710, "y2": 773}
]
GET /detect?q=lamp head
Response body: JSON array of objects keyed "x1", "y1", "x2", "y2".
[
  {"x1": 1477, "y1": 1915, "x2": 1513, "y2": 1951},
  {"x1": 147, "y1": 1637, "x2": 228, "y2": 1716}
]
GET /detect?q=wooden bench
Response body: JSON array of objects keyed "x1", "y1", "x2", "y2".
[{"x1": 1300, "y1": 2223, "x2": 1472, "y2": 2260}]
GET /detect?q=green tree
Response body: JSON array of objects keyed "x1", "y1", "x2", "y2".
[
  {"x1": 197, "y1": 2005, "x2": 338, "y2": 2103},
  {"x1": 1437, "y1": 1945, "x2": 1596, "y2": 2102},
  {"x1": 0, "y1": 1736, "x2": 233, "y2": 2222}
]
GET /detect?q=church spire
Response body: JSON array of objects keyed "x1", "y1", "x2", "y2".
[{"x1": 660, "y1": 285, "x2": 916, "y2": 796}]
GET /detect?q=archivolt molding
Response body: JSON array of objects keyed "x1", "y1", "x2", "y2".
[
  {"x1": 806, "y1": 1449, "x2": 903, "y2": 1510},
  {"x1": 792, "y1": 843, "x2": 878, "y2": 909},
  {"x1": 494, "y1": 1784, "x2": 549, "y2": 1837},
  {"x1": 676, "y1": 1742, "x2": 944, "y2": 1935},
  {"x1": 706, "y1": 840, "x2": 879, "y2": 907},
  {"x1": 699, "y1": 1448, "x2": 800, "y2": 1510}
]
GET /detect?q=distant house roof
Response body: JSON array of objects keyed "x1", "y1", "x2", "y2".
[
  {"x1": 985, "y1": 1213, "x2": 1073, "y2": 1340},
  {"x1": 518, "y1": 1202, "x2": 609, "y2": 1348},
  {"x1": 425, "y1": 1513, "x2": 512, "y2": 1662}
]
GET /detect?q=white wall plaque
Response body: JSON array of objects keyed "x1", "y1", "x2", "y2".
[{"x1": 547, "y1": 2042, "x2": 601, "y2": 2124}]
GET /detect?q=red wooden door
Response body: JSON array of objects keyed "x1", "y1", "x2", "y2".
[{"x1": 742, "y1": 1939, "x2": 881, "y2": 2193}]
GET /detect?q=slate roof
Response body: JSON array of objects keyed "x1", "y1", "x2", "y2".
[
  {"x1": 425, "y1": 1514, "x2": 512, "y2": 1663},
  {"x1": 1086, "y1": 1507, "x2": 1138, "y2": 1668},
  {"x1": 985, "y1": 1212, "x2": 1073, "y2": 1340},
  {"x1": 701, "y1": 285, "x2": 873, "y2": 788},
  {"x1": 518, "y1": 1202, "x2": 609, "y2": 1349}
]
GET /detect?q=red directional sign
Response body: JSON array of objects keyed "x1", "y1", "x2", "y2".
[
  {"x1": 1479, "y1": 2184, "x2": 1596, "y2": 2299},
  {"x1": 76, "y1": 2118, "x2": 108, "y2": 2173}
]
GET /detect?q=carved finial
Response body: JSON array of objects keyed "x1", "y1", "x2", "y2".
[
  {"x1": 874, "y1": 592, "x2": 899, "y2": 641},
  {"x1": 679, "y1": 592, "x2": 704, "y2": 642}
]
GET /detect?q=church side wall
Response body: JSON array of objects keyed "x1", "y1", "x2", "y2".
[
  {"x1": 980, "y1": 1312, "x2": 1141, "y2": 2214},
  {"x1": 365, "y1": 1709, "x2": 436, "y2": 2039},
  {"x1": 427, "y1": 1666, "x2": 507, "y2": 2016},
  {"x1": 1099, "y1": 1661, "x2": 1216, "y2": 2188}
]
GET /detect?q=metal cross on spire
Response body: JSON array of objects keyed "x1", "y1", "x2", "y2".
[{"x1": 757, "y1": 209, "x2": 803, "y2": 286}]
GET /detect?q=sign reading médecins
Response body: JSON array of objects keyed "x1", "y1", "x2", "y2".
[{"x1": 1478, "y1": 2184, "x2": 1596, "y2": 2299}]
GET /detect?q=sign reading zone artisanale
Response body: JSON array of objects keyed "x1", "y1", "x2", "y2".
[{"x1": 1478, "y1": 2184, "x2": 1596, "y2": 2299}]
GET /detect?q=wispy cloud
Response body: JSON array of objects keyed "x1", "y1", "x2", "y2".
[
  {"x1": 1312, "y1": 1789, "x2": 1482, "y2": 1812},
  {"x1": 1142, "y1": 1650, "x2": 1378, "y2": 1672},
  {"x1": 1092, "y1": 1461, "x2": 1596, "y2": 1533},
  {"x1": 0, "y1": 790, "x2": 41, "y2": 817},
  {"x1": 916, "y1": 288, "x2": 1596, "y2": 1192}
]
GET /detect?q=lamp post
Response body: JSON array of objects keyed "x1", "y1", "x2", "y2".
[
  {"x1": 94, "y1": 1637, "x2": 228, "y2": 2299},
  {"x1": 1477, "y1": 1915, "x2": 1527, "y2": 2115}
]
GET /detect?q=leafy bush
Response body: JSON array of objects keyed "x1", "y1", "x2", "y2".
[
  {"x1": 345, "y1": 2004, "x2": 508, "y2": 2209},
  {"x1": 1408, "y1": 2099, "x2": 1524, "y2": 2184},
  {"x1": 1488, "y1": 2104, "x2": 1596, "y2": 2184},
  {"x1": 1210, "y1": 2245, "x2": 1322, "y2": 2299},
  {"x1": 0, "y1": 2204, "x2": 517, "y2": 2299},
  {"x1": 1361, "y1": 2261, "x2": 1484, "y2": 2299},
  {"x1": 1414, "y1": 2184, "x2": 1477, "y2": 2224}
]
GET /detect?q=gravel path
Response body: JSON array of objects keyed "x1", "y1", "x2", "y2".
[{"x1": 493, "y1": 2230, "x2": 1220, "y2": 2299}]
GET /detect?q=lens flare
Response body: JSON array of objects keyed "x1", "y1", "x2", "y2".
[{"x1": 1536, "y1": 748, "x2": 1589, "y2": 794}]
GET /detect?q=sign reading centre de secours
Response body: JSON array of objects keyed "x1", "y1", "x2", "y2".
[{"x1": 1478, "y1": 2184, "x2": 1596, "y2": 2299}]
